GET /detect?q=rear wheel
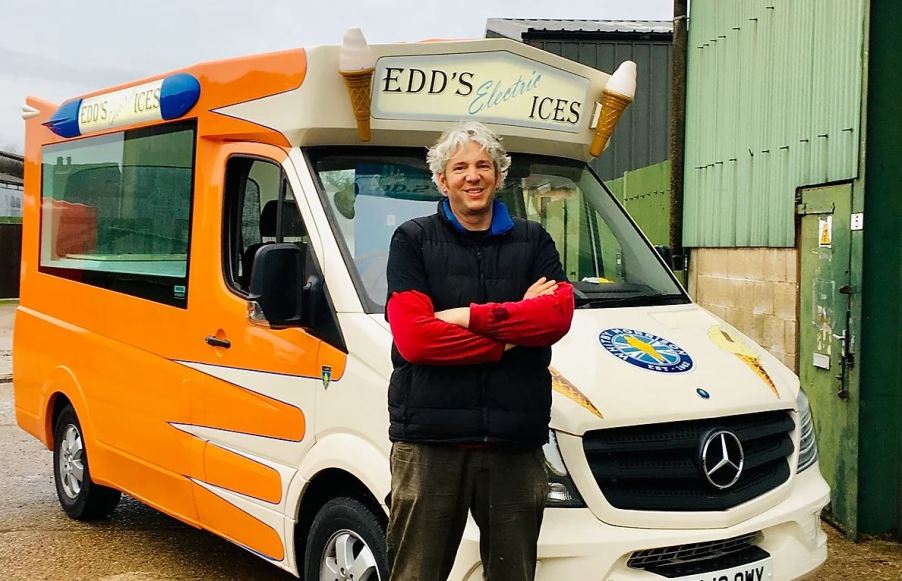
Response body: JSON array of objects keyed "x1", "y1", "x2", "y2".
[
  {"x1": 53, "y1": 405, "x2": 121, "y2": 520},
  {"x1": 304, "y1": 497, "x2": 388, "y2": 581}
]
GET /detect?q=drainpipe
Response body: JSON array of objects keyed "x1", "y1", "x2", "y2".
[{"x1": 670, "y1": 0, "x2": 688, "y2": 271}]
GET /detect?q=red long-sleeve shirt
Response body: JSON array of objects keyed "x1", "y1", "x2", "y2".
[
  {"x1": 387, "y1": 290, "x2": 505, "y2": 365},
  {"x1": 387, "y1": 282, "x2": 574, "y2": 365},
  {"x1": 469, "y1": 282, "x2": 574, "y2": 347}
]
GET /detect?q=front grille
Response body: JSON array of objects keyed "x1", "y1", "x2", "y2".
[
  {"x1": 583, "y1": 410, "x2": 794, "y2": 511},
  {"x1": 629, "y1": 534, "x2": 769, "y2": 579},
  {"x1": 628, "y1": 532, "x2": 759, "y2": 569}
]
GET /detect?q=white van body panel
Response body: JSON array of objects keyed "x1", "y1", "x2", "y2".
[{"x1": 548, "y1": 304, "x2": 796, "y2": 436}]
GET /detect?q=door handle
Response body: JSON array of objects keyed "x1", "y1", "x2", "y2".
[
  {"x1": 204, "y1": 335, "x2": 231, "y2": 349},
  {"x1": 832, "y1": 325, "x2": 852, "y2": 400},
  {"x1": 831, "y1": 330, "x2": 847, "y2": 358}
]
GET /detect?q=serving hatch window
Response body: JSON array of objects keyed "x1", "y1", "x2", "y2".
[
  {"x1": 39, "y1": 121, "x2": 195, "y2": 307},
  {"x1": 309, "y1": 147, "x2": 687, "y2": 313}
]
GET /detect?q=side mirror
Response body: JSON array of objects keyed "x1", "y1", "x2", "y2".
[
  {"x1": 247, "y1": 243, "x2": 304, "y2": 328},
  {"x1": 654, "y1": 245, "x2": 673, "y2": 268}
]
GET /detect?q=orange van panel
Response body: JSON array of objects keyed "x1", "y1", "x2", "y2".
[
  {"x1": 12, "y1": 306, "x2": 204, "y2": 524},
  {"x1": 198, "y1": 371, "x2": 306, "y2": 442},
  {"x1": 204, "y1": 444, "x2": 283, "y2": 504},
  {"x1": 193, "y1": 485, "x2": 285, "y2": 561}
]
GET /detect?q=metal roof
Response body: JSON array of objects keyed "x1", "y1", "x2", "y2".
[
  {"x1": 0, "y1": 174, "x2": 22, "y2": 187},
  {"x1": 486, "y1": 18, "x2": 673, "y2": 40},
  {"x1": 0, "y1": 152, "x2": 23, "y2": 186}
]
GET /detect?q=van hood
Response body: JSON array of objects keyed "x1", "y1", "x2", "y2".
[{"x1": 549, "y1": 304, "x2": 798, "y2": 435}]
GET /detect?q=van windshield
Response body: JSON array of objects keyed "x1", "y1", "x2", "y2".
[{"x1": 308, "y1": 147, "x2": 688, "y2": 313}]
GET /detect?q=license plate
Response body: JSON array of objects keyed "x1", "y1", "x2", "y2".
[{"x1": 671, "y1": 558, "x2": 773, "y2": 581}]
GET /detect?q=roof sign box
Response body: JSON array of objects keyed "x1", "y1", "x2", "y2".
[
  {"x1": 371, "y1": 51, "x2": 592, "y2": 133},
  {"x1": 45, "y1": 73, "x2": 201, "y2": 138}
]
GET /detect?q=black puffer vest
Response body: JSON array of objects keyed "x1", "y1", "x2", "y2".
[{"x1": 386, "y1": 200, "x2": 565, "y2": 447}]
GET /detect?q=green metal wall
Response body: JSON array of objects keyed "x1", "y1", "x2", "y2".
[
  {"x1": 858, "y1": 0, "x2": 902, "y2": 537},
  {"x1": 683, "y1": 0, "x2": 866, "y2": 247},
  {"x1": 605, "y1": 160, "x2": 671, "y2": 246}
]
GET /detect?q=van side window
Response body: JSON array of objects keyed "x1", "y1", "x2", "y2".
[
  {"x1": 223, "y1": 157, "x2": 308, "y2": 293},
  {"x1": 223, "y1": 156, "x2": 346, "y2": 351},
  {"x1": 39, "y1": 121, "x2": 196, "y2": 307}
]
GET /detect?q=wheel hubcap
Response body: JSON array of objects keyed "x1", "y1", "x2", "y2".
[
  {"x1": 320, "y1": 529, "x2": 379, "y2": 581},
  {"x1": 58, "y1": 424, "x2": 85, "y2": 499}
]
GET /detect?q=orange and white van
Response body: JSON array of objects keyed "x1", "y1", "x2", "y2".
[{"x1": 15, "y1": 30, "x2": 829, "y2": 580}]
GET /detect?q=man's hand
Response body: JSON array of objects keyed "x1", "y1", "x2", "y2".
[
  {"x1": 523, "y1": 277, "x2": 558, "y2": 300},
  {"x1": 435, "y1": 307, "x2": 470, "y2": 328},
  {"x1": 437, "y1": 278, "x2": 561, "y2": 339}
]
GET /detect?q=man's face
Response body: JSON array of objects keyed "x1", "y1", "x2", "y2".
[{"x1": 437, "y1": 140, "x2": 499, "y2": 221}]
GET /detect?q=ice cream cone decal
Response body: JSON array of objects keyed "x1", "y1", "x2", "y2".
[
  {"x1": 707, "y1": 326, "x2": 779, "y2": 397},
  {"x1": 590, "y1": 61, "x2": 637, "y2": 157},
  {"x1": 550, "y1": 366, "x2": 603, "y2": 419},
  {"x1": 339, "y1": 28, "x2": 376, "y2": 142}
]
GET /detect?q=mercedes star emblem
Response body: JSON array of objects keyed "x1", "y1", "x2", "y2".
[{"x1": 700, "y1": 430, "x2": 745, "y2": 489}]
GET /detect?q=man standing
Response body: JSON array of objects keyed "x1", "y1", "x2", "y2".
[{"x1": 385, "y1": 121, "x2": 574, "y2": 581}]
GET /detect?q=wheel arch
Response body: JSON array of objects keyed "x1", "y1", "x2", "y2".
[
  {"x1": 290, "y1": 433, "x2": 391, "y2": 566},
  {"x1": 42, "y1": 365, "x2": 91, "y2": 450}
]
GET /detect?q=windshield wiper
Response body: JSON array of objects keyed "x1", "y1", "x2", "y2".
[{"x1": 574, "y1": 293, "x2": 687, "y2": 309}]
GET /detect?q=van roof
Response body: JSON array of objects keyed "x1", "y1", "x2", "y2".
[{"x1": 27, "y1": 38, "x2": 612, "y2": 160}]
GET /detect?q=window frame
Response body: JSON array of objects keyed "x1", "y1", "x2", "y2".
[
  {"x1": 220, "y1": 152, "x2": 348, "y2": 352},
  {"x1": 221, "y1": 154, "x2": 290, "y2": 297},
  {"x1": 304, "y1": 146, "x2": 425, "y2": 314},
  {"x1": 37, "y1": 120, "x2": 198, "y2": 308},
  {"x1": 306, "y1": 145, "x2": 689, "y2": 314}
]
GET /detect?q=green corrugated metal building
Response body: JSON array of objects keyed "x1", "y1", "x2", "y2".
[{"x1": 684, "y1": 0, "x2": 900, "y2": 538}]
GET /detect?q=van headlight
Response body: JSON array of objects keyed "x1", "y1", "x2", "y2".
[
  {"x1": 542, "y1": 430, "x2": 585, "y2": 507},
  {"x1": 796, "y1": 389, "x2": 818, "y2": 472}
]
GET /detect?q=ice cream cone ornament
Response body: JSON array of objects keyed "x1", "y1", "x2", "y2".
[
  {"x1": 590, "y1": 60, "x2": 637, "y2": 157},
  {"x1": 339, "y1": 27, "x2": 376, "y2": 142}
]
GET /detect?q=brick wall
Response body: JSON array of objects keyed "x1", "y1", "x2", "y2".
[{"x1": 687, "y1": 248, "x2": 798, "y2": 371}]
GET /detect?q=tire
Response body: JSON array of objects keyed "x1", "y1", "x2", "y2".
[
  {"x1": 304, "y1": 497, "x2": 388, "y2": 581},
  {"x1": 52, "y1": 405, "x2": 121, "y2": 520}
]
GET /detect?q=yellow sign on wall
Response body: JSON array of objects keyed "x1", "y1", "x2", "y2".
[{"x1": 818, "y1": 216, "x2": 833, "y2": 248}]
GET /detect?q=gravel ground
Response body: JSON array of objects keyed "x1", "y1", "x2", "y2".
[
  {"x1": 821, "y1": 524, "x2": 902, "y2": 580},
  {"x1": 1, "y1": 301, "x2": 900, "y2": 579}
]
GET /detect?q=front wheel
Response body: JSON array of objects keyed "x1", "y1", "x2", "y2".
[
  {"x1": 53, "y1": 405, "x2": 121, "y2": 520},
  {"x1": 304, "y1": 497, "x2": 388, "y2": 581}
]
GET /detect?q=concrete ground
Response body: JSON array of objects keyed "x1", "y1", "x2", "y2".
[
  {"x1": 0, "y1": 300, "x2": 13, "y2": 380},
  {"x1": 1, "y1": 301, "x2": 900, "y2": 579}
]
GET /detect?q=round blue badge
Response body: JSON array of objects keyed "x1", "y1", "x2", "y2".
[{"x1": 598, "y1": 328, "x2": 694, "y2": 373}]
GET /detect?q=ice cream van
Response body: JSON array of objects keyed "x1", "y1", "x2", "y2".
[{"x1": 14, "y1": 28, "x2": 829, "y2": 581}]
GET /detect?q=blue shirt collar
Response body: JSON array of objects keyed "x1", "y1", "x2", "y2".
[{"x1": 439, "y1": 198, "x2": 514, "y2": 236}]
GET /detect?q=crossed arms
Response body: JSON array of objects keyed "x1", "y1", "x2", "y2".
[{"x1": 387, "y1": 279, "x2": 574, "y2": 365}]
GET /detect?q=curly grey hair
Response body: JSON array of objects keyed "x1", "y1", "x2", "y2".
[{"x1": 426, "y1": 121, "x2": 512, "y2": 189}]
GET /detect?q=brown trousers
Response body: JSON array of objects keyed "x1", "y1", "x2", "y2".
[{"x1": 386, "y1": 442, "x2": 548, "y2": 581}]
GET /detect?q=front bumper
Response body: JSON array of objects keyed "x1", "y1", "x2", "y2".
[{"x1": 448, "y1": 465, "x2": 830, "y2": 580}]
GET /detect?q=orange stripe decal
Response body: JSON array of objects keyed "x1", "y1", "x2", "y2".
[
  {"x1": 197, "y1": 372, "x2": 306, "y2": 441},
  {"x1": 193, "y1": 485, "x2": 285, "y2": 561},
  {"x1": 204, "y1": 443, "x2": 282, "y2": 504}
]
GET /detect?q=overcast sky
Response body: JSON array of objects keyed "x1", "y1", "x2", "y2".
[{"x1": 0, "y1": 0, "x2": 672, "y2": 153}]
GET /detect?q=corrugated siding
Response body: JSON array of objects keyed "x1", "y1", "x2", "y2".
[
  {"x1": 605, "y1": 160, "x2": 672, "y2": 246},
  {"x1": 530, "y1": 38, "x2": 672, "y2": 181},
  {"x1": 683, "y1": 0, "x2": 866, "y2": 247}
]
